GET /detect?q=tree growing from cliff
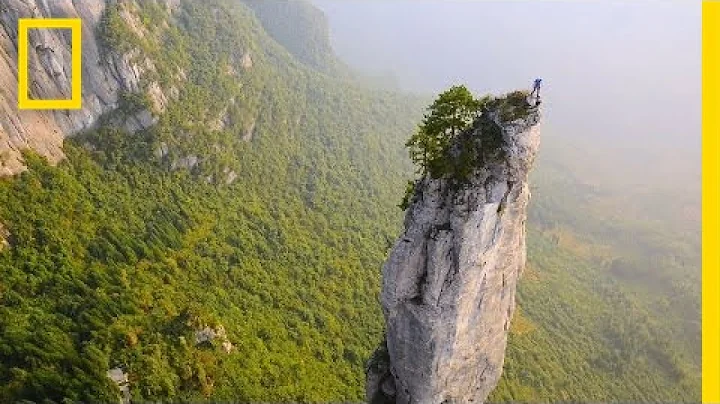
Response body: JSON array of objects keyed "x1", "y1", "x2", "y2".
[{"x1": 406, "y1": 85, "x2": 483, "y2": 177}]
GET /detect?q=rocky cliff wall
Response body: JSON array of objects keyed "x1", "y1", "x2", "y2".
[
  {"x1": 368, "y1": 104, "x2": 541, "y2": 404},
  {"x1": 0, "y1": 0, "x2": 175, "y2": 176}
]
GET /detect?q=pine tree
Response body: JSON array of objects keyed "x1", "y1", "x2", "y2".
[{"x1": 406, "y1": 85, "x2": 482, "y2": 176}]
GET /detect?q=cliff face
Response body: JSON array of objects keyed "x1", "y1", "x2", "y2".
[
  {"x1": 0, "y1": 0, "x2": 175, "y2": 177},
  {"x1": 368, "y1": 104, "x2": 541, "y2": 404}
]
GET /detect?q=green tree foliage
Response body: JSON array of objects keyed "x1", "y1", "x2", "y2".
[
  {"x1": 488, "y1": 143, "x2": 700, "y2": 402},
  {"x1": 422, "y1": 85, "x2": 481, "y2": 139},
  {"x1": 400, "y1": 86, "x2": 533, "y2": 208},
  {"x1": 486, "y1": 90, "x2": 533, "y2": 122},
  {"x1": 97, "y1": 4, "x2": 135, "y2": 56},
  {"x1": 0, "y1": 0, "x2": 422, "y2": 401},
  {"x1": 0, "y1": 0, "x2": 699, "y2": 402},
  {"x1": 240, "y1": 0, "x2": 347, "y2": 77},
  {"x1": 406, "y1": 85, "x2": 482, "y2": 177}
]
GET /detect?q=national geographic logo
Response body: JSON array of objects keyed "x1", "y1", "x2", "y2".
[{"x1": 17, "y1": 18, "x2": 82, "y2": 110}]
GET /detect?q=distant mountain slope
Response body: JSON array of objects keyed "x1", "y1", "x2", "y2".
[
  {"x1": 0, "y1": 0, "x2": 170, "y2": 176},
  {"x1": 0, "y1": 0, "x2": 424, "y2": 401},
  {"x1": 489, "y1": 138, "x2": 700, "y2": 402},
  {"x1": 0, "y1": 0, "x2": 700, "y2": 402},
  {"x1": 240, "y1": 0, "x2": 347, "y2": 77}
]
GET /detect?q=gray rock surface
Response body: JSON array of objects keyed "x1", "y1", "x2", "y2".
[
  {"x1": 107, "y1": 367, "x2": 130, "y2": 404},
  {"x1": 368, "y1": 105, "x2": 541, "y2": 404},
  {"x1": 195, "y1": 324, "x2": 234, "y2": 353},
  {"x1": 0, "y1": 0, "x2": 173, "y2": 176}
]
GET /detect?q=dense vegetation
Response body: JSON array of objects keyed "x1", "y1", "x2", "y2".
[
  {"x1": 405, "y1": 85, "x2": 482, "y2": 177},
  {"x1": 490, "y1": 138, "x2": 701, "y2": 402},
  {"x1": 399, "y1": 86, "x2": 535, "y2": 212},
  {"x1": 1, "y1": 0, "x2": 421, "y2": 401},
  {"x1": 400, "y1": 86, "x2": 536, "y2": 209},
  {"x1": 239, "y1": 0, "x2": 347, "y2": 76},
  {"x1": 404, "y1": 86, "x2": 533, "y2": 181},
  {"x1": 0, "y1": 0, "x2": 699, "y2": 402}
]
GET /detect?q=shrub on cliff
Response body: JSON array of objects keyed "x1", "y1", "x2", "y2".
[
  {"x1": 485, "y1": 90, "x2": 533, "y2": 122},
  {"x1": 401, "y1": 87, "x2": 535, "y2": 209},
  {"x1": 405, "y1": 85, "x2": 484, "y2": 177}
]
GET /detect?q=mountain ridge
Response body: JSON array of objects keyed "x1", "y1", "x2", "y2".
[
  {"x1": 0, "y1": 0, "x2": 182, "y2": 177},
  {"x1": 0, "y1": 0, "x2": 701, "y2": 402},
  {"x1": 0, "y1": 1, "x2": 425, "y2": 401}
]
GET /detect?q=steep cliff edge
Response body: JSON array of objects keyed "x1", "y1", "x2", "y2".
[
  {"x1": 0, "y1": 0, "x2": 176, "y2": 177},
  {"x1": 367, "y1": 98, "x2": 541, "y2": 404}
]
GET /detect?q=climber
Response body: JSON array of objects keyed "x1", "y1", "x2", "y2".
[{"x1": 529, "y1": 78, "x2": 542, "y2": 106}]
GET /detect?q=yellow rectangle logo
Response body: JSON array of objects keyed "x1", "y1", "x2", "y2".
[
  {"x1": 704, "y1": 1, "x2": 720, "y2": 403},
  {"x1": 17, "y1": 18, "x2": 82, "y2": 110}
]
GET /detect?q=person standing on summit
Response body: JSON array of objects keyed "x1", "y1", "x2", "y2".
[{"x1": 530, "y1": 78, "x2": 542, "y2": 106}]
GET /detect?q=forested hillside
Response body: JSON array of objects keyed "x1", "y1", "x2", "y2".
[
  {"x1": 0, "y1": 0, "x2": 422, "y2": 401},
  {"x1": 240, "y1": 0, "x2": 346, "y2": 76},
  {"x1": 490, "y1": 138, "x2": 700, "y2": 402},
  {"x1": 0, "y1": 0, "x2": 699, "y2": 402}
]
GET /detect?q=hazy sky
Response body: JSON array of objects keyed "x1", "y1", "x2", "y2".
[{"x1": 312, "y1": 0, "x2": 701, "y2": 156}]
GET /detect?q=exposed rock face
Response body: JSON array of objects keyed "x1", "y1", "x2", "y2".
[
  {"x1": 240, "y1": 51, "x2": 253, "y2": 70},
  {"x1": 368, "y1": 104, "x2": 541, "y2": 404},
  {"x1": 0, "y1": 0, "x2": 172, "y2": 176},
  {"x1": 107, "y1": 367, "x2": 130, "y2": 404},
  {"x1": 0, "y1": 221, "x2": 8, "y2": 251},
  {"x1": 195, "y1": 324, "x2": 227, "y2": 345},
  {"x1": 195, "y1": 324, "x2": 234, "y2": 353}
]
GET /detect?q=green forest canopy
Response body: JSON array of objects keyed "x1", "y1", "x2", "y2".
[{"x1": 0, "y1": 0, "x2": 699, "y2": 402}]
